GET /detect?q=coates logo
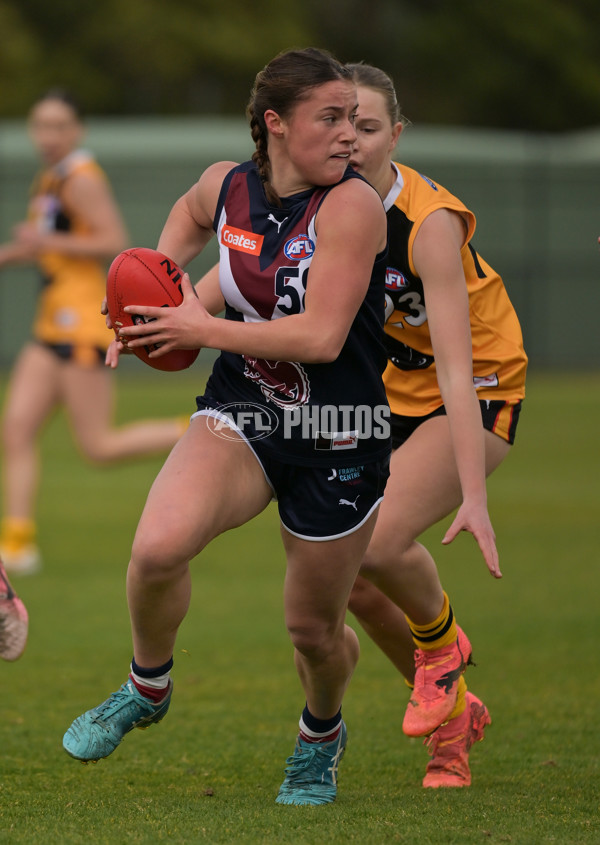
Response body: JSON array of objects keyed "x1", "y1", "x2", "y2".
[
  {"x1": 220, "y1": 224, "x2": 264, "y2": 256},
  {"x1": 243, "y1": 356, "x2": 310, "y2": 409},
  {"x1": 284, "y1": 234, "x2": 315, "y2": 261},
  {"x1": 385, "y1": 267, "x2": 408, "y2": 290}
]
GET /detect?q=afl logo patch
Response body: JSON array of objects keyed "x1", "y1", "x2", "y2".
[
  {"x1": 419, "y1": 173, "x2": 438, "y2": 191},
  {"x1": 284, "y1": 234, "x2": 315, "y2": 261},
  {"x1": 385, "y1": 267, "x2": 408, "y2": 290}
]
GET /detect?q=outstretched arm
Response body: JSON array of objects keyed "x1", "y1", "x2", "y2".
[
  {"x1": 8, "y1": 172, "x2": 127, "y2": 264},
  {"x1": 0, "y1": 240, "x2": 37, "y2": 269},
  {"x1": 413, "y1": 208, "x2": 501, "y2": 578}
]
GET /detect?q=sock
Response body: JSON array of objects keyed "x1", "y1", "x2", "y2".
[
  {"x1": 129, "y1": 656, "x2": 173, "y2": 703},
  {"x1": 406, "y1": 591, "x2": 457, "y2": 651},
  {"x1": 299, "y1": 705, "x2": 342, "y2": 744},
  {"x1": 0, "y1": 517, "x2": 36, "y2": 552},
  {"x1": 447, "y1": 676, "x2": 467, "y2": 720}
]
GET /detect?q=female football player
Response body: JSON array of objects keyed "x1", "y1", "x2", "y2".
[
  {"x1": 63, "y1": 47, "x2": 394, "y2": 807},
  {"x1": 343, "y1": 62, "x2": 527, "y2": 787},
  {"x1": 0, "y1": 90, "x2": 185, "y2": 574}
]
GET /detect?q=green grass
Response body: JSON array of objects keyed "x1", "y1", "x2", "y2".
[{"x1": 1, "y1": 366, "x2": 598, "y2": 844}]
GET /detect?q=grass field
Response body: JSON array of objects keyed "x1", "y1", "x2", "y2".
[{"x1": 0, "y1": 366, "x2": 598, "y2": 844}]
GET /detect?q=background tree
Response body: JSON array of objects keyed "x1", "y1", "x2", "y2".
[{"x1": 1, "y1": 0, "x2": 599, "y2": 129}]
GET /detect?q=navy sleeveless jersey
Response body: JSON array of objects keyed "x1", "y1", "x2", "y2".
[{"x1": 202, "y1": 160, "x2": 391, "y2": 466}]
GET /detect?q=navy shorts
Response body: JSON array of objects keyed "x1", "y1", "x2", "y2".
[
  {"x1": 390, "y1": 398, "x2": 523, "y2": 450},
  {"x1": 193, "y1": 404, "x2": 390, "y2": 541},
  {"x1": 261, "y1": 453, "x2": 390, "y2": 541}
]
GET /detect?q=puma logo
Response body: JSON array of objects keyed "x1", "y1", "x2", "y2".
[
  {"x1": 267, "y1": 214, "x2": 288, "y2": 233},
  {"x1": 434, "y1": 665, "x2": 466, "y2": 694},
  {"x1": 339, "y1": 495, "x2": 359, "y2": 511}
]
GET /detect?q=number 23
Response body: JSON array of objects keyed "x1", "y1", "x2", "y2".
[{"x1": 385, "y1": 290, "x2": 427, "y2": 328}]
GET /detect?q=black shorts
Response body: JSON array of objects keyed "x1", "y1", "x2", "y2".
[
  {"x1": 39, "y1": 341, "x2": 106, "y2": 367},
  {"x1": 193, "y1": 405, "x2": 390, "y2": 541},
  {"x1": 390, "y1": 398, "x2": 523, "y2": 450}
]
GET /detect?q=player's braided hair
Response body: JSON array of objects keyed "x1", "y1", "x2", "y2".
[{"x1": 247, "y1": 47, "x2": 352, "y2": 207}]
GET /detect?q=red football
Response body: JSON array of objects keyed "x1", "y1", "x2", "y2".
[{"x1": 106, "y1": 247, "x2": 199, "y2": 372}]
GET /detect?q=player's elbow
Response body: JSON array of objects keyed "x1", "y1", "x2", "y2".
[
  {"x1": 314, "y1": 345, "x2": 342, "y2": 364},
  {"x1": 303, "y1": 331, "x2": 344, "y2": 363}
]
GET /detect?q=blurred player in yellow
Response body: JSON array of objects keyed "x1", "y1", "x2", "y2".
[{"x1": 0, "y1": 90, "x2": 186, "y2": 575}]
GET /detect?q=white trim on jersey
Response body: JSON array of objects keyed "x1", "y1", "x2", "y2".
[
  {"x1": 382, "y1": 162, "x2": 404, "y2": 213},
  {"x1": 216, "y1": 206, "x2": 264, "y2": 324}
]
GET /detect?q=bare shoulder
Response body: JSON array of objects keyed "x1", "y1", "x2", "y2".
[
  {"x1": 187, "y1": 160, "x2": 240, "y2": 225},
  {"x1": 195, "y1": 161, "x2": 239, "y2": 194},
  {"x1": 318, "y1": 176, "x2": 386, "y2": 247},
  {"x1": 324, "y1": 176, "x2": 384, "y2": 217},
  {"x1": 62, "y1": 168, "x2": 113, "y2": 205},
  {"x1": 418, "y1": 207, "x2": 467, "y2": 245}
]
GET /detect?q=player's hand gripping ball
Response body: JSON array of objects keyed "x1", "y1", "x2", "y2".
[{"x1": 106, "y1": 247, "x2": 200, "y2": 371}]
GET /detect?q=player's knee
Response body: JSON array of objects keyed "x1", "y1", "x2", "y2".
[
  {"x1": 75, "y1": 437, "x2": 115, "y2": 465},
  {"x1": 359, "y1": 533, "x2": 411, "y2": 580},
  {"x1": 286, "y1": 619, "x2": 338, "y2": 662},
  {"x1": 131, "y1": 516, "x2": 213, "y2": 581},
  {"x1": 130, "y1": 530, "x2": 188, "y2": 582},
  {"x1": 347, "y1": 575, "x2": 380, "y2": 617},
  {"x1": 359, "y1": 539, "x2": 390, "y2": 579},
  {"x1": 2, "y1": 412, "x2": 31, "y2": 451}
]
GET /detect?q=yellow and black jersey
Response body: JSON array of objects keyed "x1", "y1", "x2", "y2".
[
  {"x1": 29, "y1": 150, "x2": 113, "y2": 352},
  {"x1": 381, "y1": 162, "x2": 527, "y2": 416}
]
